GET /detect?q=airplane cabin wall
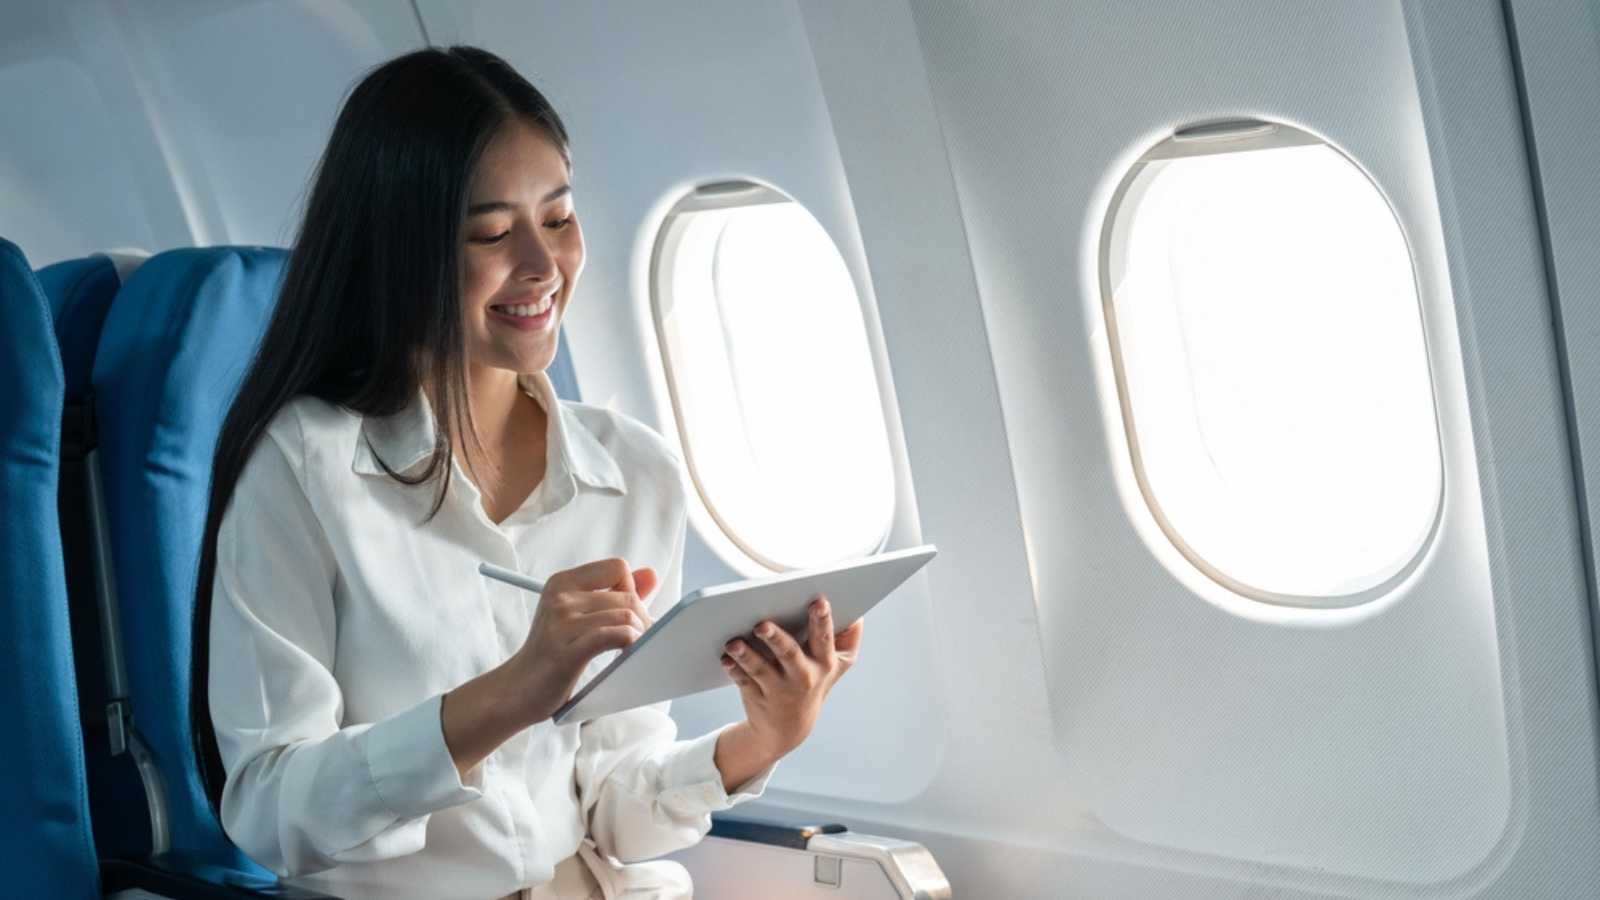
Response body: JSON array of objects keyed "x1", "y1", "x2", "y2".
[
  {"x1": 801, "y1": 0, "x2": 1600, "y2": 895},
  {"x1": 1505, "y1": 0, "x2": 1600, "y2": 720},
  {"x1": 5, "y1": 1, "x2": 1600, "y2": 898},
  {"x1": 0, "y1": 0, "x2": 425, "y2": 264}
]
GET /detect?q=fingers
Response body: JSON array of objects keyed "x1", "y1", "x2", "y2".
[
  {"x1": 753, "y1": 620, "x2": 807, "y2": 675},
  {"x1": 834, "y1": 619, "x2": 865, "y2": 666},
  {"x1": 577, "y1": 606, "x2": 648, "y2": 635},
  {"x1": 721, "y1": 653, "x2": 759, "y2": 694},
  {"x1": 566, "y1": 589, "x2": 652, "y2": 626},
  {"x1": 609, "y1": 566, "x2": 636, "y2": 599},
  {"x1": 573, "y1": 624, "x2": 642, "y2": 658},
  {"x1": 724, "y1": 637, "x2": 776, "y2": 694},
  {"x1": 630, "y1": 567, "x2": 658, "y2": 602},
  {"x1": 557, "y1": 557, "x2": 632, "y2": 591},
  {"x1": 805, "y1": 596, "x2": 834, "y2": 663}
]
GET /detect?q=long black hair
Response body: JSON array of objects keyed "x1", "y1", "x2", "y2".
[{"x1": 191, "y1": 46, "x2": 571, "y2": 814}]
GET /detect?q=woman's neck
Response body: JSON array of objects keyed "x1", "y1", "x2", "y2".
[
  {"x1": 456, "y1": 363, "x2": 547, "y2": 490},
  {"x1": 465, "y1": 363, "x2": 525, "y2": 433}
]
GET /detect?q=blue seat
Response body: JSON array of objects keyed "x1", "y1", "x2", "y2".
[
  {"x1": 38, "y1": 253, "x2": 143, "y2": 401},
  {"x1": 88, "y1": 244, "x2": 582, "y2": 882},
  {"x1": 0, "y1": 237, "x2": 100, "y2": 897},
  {"x1": 37, "y1": 252, "x2": 160, "y2": 865},
  {"x1": 91, "y1": 247, "x2": 290, "y2": 879}
]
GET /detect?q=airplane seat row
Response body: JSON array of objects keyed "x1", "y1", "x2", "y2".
[
  {"x1": 4, "y1": 240, "x2": 338, "y2": 898},
  {"x1": 4, "y1": 236, "x2": 950, "y2": 899}
]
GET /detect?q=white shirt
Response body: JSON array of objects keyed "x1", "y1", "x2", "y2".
[{"x1": 209, "y1": 370, "x2": 772, "y2": 900}]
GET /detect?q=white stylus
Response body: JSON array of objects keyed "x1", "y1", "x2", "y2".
[{"x1": 478, "y1": 562, "x2": 545, "y2": 595}]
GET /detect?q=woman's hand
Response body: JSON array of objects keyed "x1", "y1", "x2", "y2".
[
  {"x1": 444, "y1": 558, "x2": 655, "y2": 779},
  {"x1": 444, "y1": 559, "x2": 655, "y2": 778},
  {"x1": 509, "y1": 558, "x2": 657, "y2": 725},
  {"x1": 714, "y1": 596, "x2": 864, "y2": 785}
]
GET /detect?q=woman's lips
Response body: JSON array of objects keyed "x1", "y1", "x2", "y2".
[{"x1": 487, "y1": 298, "x2": 555, "y2": 331}]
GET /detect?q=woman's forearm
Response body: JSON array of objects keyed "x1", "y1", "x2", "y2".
[
  {"x1": 712, "y1": 721, "x2": 783, "y2": 793},
  {"x1": 440, "y1": 656, "x2": 534, "y2": 779}
]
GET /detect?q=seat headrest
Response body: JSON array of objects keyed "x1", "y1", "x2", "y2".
[
  {"x1": 0, "y1": 238, "x2": 64, "y2": 430},
  {"x1": 36, "y1": 250, "x2": 149, "y2": 399}
]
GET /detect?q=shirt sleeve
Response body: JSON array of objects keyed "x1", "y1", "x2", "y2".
[
  {"x1": 570, "y1": 506, "x2": 777, "y2": 864},
  {"x1": 208, "y1": 427, "x2": 483, "y2": 877}
]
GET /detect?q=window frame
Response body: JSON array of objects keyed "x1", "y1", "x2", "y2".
[
  {"x1": 649, "y1": 179, "x2": 897, "y2": 573},
  {"x1": 1095, "y1": 119, "x2": 1446, "y2": 608}
]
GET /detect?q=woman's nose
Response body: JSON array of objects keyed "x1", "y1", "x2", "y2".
[{"x1": 513, "y1": 230, "x2": 558, "y2": 282}]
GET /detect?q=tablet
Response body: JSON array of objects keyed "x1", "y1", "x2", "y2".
[{"x1": 551, "y1": 544, "x2": 937, "y2": 724}]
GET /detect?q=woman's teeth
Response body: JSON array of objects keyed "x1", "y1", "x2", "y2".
[{"x1": 492, "y1": 295, "x2": 554, "y2": 317}]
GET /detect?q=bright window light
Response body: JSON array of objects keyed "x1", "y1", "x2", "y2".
[
  {"x1": 1101, "y1": 123, "x2": 1441, "y2": 603},
  {"x1": 653, "y1": 184, "x2": 895, "y2": 571}
]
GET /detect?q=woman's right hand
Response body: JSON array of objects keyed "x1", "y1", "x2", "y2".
[
  {"x1": 442, "y1": 558, "x2": 655, "y2": 778},
  {"x1": 509, "y1": 558, "x2": 656, "y2": 725}
]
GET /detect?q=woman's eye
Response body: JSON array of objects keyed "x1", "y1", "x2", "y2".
[
  {"x1": 547, "y1": 216, "x2": 572, "y2": 229},
  {"x1": 471, "y1": 231, "x2": 511, "y2": 244}
]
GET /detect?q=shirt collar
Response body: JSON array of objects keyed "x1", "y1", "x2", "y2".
[{"x1": 351, "y1": 369, "x2": 626, "y2": 495}]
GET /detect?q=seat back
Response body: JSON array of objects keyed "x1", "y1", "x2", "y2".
[
  {"x1": 93, "y1": 246, "x2": 289, "y2": 875},
  {"x1": 0, "y1": 238, "x2": 100, "y2": 898},
  {"x1": 90, "y1": 244, "x2": 583, "y2": 875},
  {"x1": 38, "y1": 252, "x2": 145, "y2": 400},
  {"x1": 38, "y1": 251, "x2": 162, "y2": 864}
]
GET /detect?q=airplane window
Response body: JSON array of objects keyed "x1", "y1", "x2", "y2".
[
  {"x1": 1099, "y1": 121, "x2": 1441, "y2": 605},
  {"x1": 652, "y1": 182, "x2": 895, "y2": 572}
]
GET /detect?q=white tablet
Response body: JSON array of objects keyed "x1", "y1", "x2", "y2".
[{"x1": 551, "y1": 544, "x2": 937, "y2": 724}]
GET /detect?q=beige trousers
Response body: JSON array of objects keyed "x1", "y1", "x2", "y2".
[
  {"x1": 499, "y1": 841, "x2": 692, "y2": 900},
  {"x1": 498, "y1": 849, "x2": 603, "y2": 900}
]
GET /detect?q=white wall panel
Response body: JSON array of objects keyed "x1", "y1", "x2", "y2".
[
  {"x1": 110, "y1": 0, "x2": 423, "y2": 246},
  {"x1": 0, "y1": 3, "x2": 182, "y2": 264},
  {"x1": 0, "y1": 0, "x2": 421, "y2": 262},
  {"x1": 0, "y1": 55, "x2": 161, "y2": 263},
  {"x1": 1504, "y1": 0, "x2": 1600, "y2": 727},
  {"x1": 803, "y1": 0, "x2": 1600, "y2": 896},
  {"x1": 912, "y1": 0, "x2": 1511, "y2": 881}
]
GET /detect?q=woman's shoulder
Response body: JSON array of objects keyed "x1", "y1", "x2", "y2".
[
  {"x1": 250, "y1": 394, "x2": 363, "y2": 477},
  {"x1": 559, "y1": 399, "x2": 685, "y2": 492}
]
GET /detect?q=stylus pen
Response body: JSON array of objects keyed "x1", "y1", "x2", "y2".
[{"x1": 479, "y1": 562, "x2": 545, "y2": 595}]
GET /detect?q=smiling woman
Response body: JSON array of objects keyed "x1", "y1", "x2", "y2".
[
  {"x1": 451, "y1": 119, "x2": 581, "y2": 523},
  {"x1": 186, "y1": 45, "x2": 863, "y2": 900}
]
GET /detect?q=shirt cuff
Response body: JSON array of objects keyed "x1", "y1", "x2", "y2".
[
  {"x1": 657, "y1": 723, "x2": 777, "y2": 817},
  {"x1": 354, "y1": 692, "x2": 484, "y2": 820}
]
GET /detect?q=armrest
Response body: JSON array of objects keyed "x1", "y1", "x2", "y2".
[
  {"x1": 709, "y1": 812, "x2": 847, "y2": 849},
  {"x1": 691, "y1": 812, "x2": 951, "y2": 900},
  {"x1": 100, "y1": 856, "x2": 340, "y2": 900},
  {"x1": 805, "y1": 831, "x2": 951, "y2": 900}
]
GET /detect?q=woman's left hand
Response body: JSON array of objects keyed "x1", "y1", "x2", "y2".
[{"x1": 721, "y1": 596, "x2": 864, "y2": 759}]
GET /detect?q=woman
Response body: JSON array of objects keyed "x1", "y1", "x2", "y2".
[{"x1": 190, "y1": 45, "x2": 862, "y2": 900}]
